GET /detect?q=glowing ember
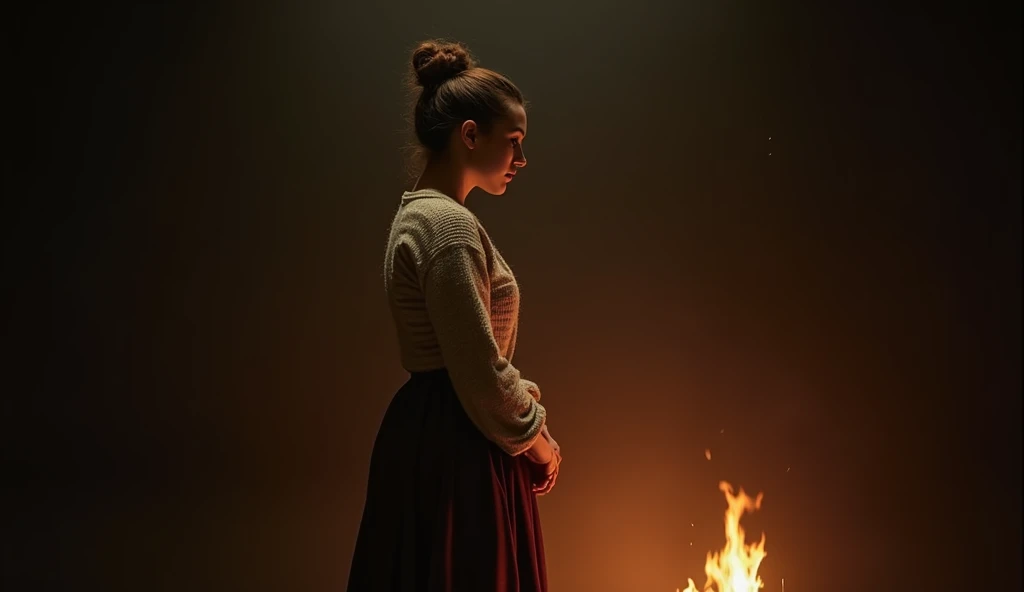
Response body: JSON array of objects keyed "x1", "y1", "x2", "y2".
[{"x1": 679, "y1": 481, "x2": 766, "y2": 592}]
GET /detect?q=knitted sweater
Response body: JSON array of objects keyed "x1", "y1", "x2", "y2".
[{"x1": 383, "y1": 188, "x2": 546, "y2": 456}]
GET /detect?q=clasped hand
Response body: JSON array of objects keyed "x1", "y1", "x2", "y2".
[{"x1": 527, "y1": 424, "x2": 561, "y2": 496}]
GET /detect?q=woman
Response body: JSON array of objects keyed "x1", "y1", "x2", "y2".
[{"x1": 346, "y1": 39, "x2": 562, "y2": 592}]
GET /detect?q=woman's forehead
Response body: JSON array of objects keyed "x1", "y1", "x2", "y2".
[{"x1": 502, "y1": 105, "x2": 528, "y2": 135}]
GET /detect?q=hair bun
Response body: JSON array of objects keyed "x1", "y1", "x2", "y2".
[{"x1": 411, "y1": 40, "x2": 475, "y2": 88}]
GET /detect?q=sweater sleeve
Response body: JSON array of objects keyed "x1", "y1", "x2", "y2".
[{"x1": 422, "y1": 242, "x2": 546, "y2": 456}]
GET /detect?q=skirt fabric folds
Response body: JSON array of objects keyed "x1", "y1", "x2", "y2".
[{"x1": 347, "y1": 368, "x2": 547, "y2": 592}]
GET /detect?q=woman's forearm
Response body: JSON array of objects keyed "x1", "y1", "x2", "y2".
[{"x1": 524, "y1": 430, "x2": 554, "y2": 463}]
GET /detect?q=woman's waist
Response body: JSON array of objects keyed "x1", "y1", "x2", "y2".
[{"x1": 408, "y1": 366, "x2": 449, "y2": 380}]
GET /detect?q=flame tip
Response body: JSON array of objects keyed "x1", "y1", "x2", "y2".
[{"x1": 684, "y1": 482, "x2": 767, "y2": 592}]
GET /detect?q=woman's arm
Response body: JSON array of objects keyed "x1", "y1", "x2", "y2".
[
  {"x1": 525, "y1": 431, "x2": 554, "y2": 463},
  {"x1": 423, "y1": 242, "x2": 547, "y2": 456}
]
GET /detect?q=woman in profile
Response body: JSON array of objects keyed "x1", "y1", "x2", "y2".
[{"x1": 346, "y1": 39, "x2": 562, "y2": 592}]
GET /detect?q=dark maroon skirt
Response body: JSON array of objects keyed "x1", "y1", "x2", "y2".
[{"x1": 347, "y1": 368, "x2": 547, "y2": 592}]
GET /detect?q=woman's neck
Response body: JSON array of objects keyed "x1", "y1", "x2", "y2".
[{"x1": 413, "y1": 157, "x2": 472, "y2": 205}]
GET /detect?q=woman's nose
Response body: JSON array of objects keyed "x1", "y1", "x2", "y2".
[{"x1": 514, "y1": 146, "x2": 527, "y2": 168}]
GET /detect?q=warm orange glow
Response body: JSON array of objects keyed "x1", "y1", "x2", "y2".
[{"x1": 679, "y1": 481, "x2": 767, "y2": 592}]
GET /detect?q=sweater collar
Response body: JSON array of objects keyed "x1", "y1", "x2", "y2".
[{"x1": 401, "y1": 188, "x2": 463, "y2": 206}]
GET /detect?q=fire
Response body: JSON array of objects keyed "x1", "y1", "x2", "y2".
[{"x1": 679, "y1": 481, "x2": 767, "y2": 592}]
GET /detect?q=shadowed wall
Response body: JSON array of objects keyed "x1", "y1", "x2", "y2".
[{"x1": 6, "y1": 2, "x2": 1021, "y2": 590}]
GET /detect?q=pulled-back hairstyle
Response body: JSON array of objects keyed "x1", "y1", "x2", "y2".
[{"x1": 403, "y1": 39, "x2": 527, "y2": 180}]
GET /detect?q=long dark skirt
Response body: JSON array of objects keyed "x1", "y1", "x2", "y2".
[{"x1": 347, "y1": 368, "x2": 547, "y2": 592}]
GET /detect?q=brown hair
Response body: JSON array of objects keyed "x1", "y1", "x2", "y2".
[{"x1": 403, "y1": 39, "x2": 528, "y2": 179}]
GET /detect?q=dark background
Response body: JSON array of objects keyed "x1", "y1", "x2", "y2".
[{"x1": 5, "y1": 1, "x2": 1021, "y2": 590}]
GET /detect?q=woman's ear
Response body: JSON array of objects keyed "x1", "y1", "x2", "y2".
[{"x1": 460, "y1": 119, "x2": 477, "y2": 149}]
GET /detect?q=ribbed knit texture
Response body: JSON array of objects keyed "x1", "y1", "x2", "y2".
[{"x1": 383, "y1": 188, "x2": 546, "y2": 456}]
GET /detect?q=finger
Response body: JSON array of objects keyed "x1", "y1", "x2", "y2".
[
  {"x1": 539, "y1": 468, "x2": 558, "y2": 495},
  {"x1": 539, "y1": 470, "x2": 556, "y2": 493}
]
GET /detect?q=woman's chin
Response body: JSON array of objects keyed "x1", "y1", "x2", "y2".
[{"x1": 481, "y1": 183, "x2": 508, "y2": 196}]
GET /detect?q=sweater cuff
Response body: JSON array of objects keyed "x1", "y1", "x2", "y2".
[{"x1": 521, "y1": 378, "x2": 542, "y2": 402}]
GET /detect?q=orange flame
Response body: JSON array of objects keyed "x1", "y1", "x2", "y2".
[{"x1": 679, "y1": 481, "x2": 766, "y2": 592}]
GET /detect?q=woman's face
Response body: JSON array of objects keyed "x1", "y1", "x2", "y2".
[{"x1": 468, "y1": 102, "x2": 528, "y2": 196}]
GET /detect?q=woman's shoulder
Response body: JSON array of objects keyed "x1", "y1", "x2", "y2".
[{"x1": 395, "y1": 195, "x2": 483, "y2": 256}]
